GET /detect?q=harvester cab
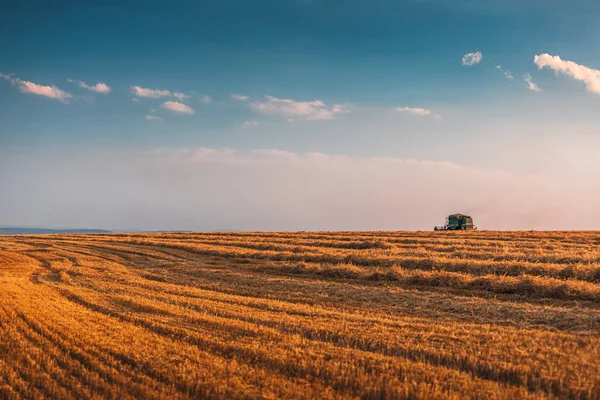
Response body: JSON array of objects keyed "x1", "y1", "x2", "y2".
[{"x1": 434, "y1": 214, "x2": 475, "y2": 231}]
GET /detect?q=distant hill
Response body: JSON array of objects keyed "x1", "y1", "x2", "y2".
[{"x1": 0, "y1": 226, "x2": 112, "y2": 235}]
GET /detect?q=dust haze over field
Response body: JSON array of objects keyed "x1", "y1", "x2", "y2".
[
  {"x1": 1, "y1": 147, "x2": 599, "y2": 231},
  {"x1": 0, "y1": 231, "x2": 599, "y2": 399}
]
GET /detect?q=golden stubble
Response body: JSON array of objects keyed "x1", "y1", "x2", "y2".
[{"x1": 0, "y1": 231, "x2": 599, "y2": 399}]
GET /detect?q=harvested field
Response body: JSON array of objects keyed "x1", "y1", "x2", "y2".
[{"x1": 0, "y1": 231, "x2": 599, "y2": 399}]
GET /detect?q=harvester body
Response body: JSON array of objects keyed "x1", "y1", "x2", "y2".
[{"x1": 434, "y1": 214, "x2": 475, "y2": 231}]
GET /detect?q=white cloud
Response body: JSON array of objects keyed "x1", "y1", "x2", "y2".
[
  {"x1": 161, "y1": 101, "x2": 195, "y2": 115},
  {"x1": 249, "y1": 96, "x2": 349, "y2": 120},
  {"x1": 201, "y1": 95, "x2": 212, "y2": 104},
  {"x1": 18, "y1": 81, "x2": 72, "y2": 102},
  {"x1": 523, "y1": 73, "x2": 541, "y2": 92},
  {"x1": 231, "y1": 94, "x2": 249, "y2": 101},
  {"x1": 462, "y1": 51, "x2": 483, "y2": 66},
  {"x1": 131, "y1": 86, "x2": 171, "y2": 98},
  {"x1": 1, "y1": 73, "x2": 72, "y2": 102},
  {"x1": 131, "y1": 85, "x2": 189, "y2": 99},
  {"x1": 396, "y1": 107, "x2": 431, "y2": 116},
  {"x1": 132, "y1": 98, "x2": 140, "y2": 102},
  {"x1": 241, "y1": 121, "x2": 259, "y2": 127},
  {"x1": 68, "y1": 79, "x2": 111, "y2": 93},
  {"x1": 331, "y1": 104, "x2": 350, "y2": 115},
  {"x1": 534, "y1": 53, "x2": 600, "y2": 94},
  {"x1": 495, "y1": 65, "x2": 514, "y2": 80},
  {"x1": 396, "y1": 106, "x2": 440, "y2": 118},
  {"x1": 145, "y1": 115, "x2": 162, "y2": 120},
  {"x1": 0, "y1": 72, "x2": 16, "y2": 83}
]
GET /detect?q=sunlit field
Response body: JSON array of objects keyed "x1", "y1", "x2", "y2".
[{"x1": 1, "y1": 231, "x2": 599, "y2": 399}]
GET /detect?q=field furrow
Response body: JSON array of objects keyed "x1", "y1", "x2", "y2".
[{"x1": 1, "y1": 231, "x2": 599, "y2": 399}]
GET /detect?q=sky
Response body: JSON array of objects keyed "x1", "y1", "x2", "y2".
[{"x1": 2, "y1": 0, "x2": 600, "y2": 231}]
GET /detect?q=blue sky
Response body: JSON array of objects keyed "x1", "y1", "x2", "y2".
[{"x1": 2, "y1": 0, "x2": 600, "y2": 230}]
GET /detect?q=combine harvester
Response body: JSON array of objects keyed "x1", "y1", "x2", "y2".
[{"x1": 434, "y1": 213, "x2": 476, "y2": 231}]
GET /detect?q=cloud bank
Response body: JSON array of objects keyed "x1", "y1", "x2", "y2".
[{"x1": 2, "y1": 147, "x2": 598, "y2": 231}]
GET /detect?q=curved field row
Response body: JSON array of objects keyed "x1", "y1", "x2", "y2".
[{"x1": 0, "y1": 232, "x2": 599, "y2": 399}]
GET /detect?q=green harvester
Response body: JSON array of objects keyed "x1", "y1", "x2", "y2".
[{"x1": 434, "y1": 214, "x2": 475, "y2": 231}]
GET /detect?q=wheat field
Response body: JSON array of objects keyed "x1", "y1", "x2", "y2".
[{"x1": 0, "y1": 231, "x2": 599, "y2": 399}]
